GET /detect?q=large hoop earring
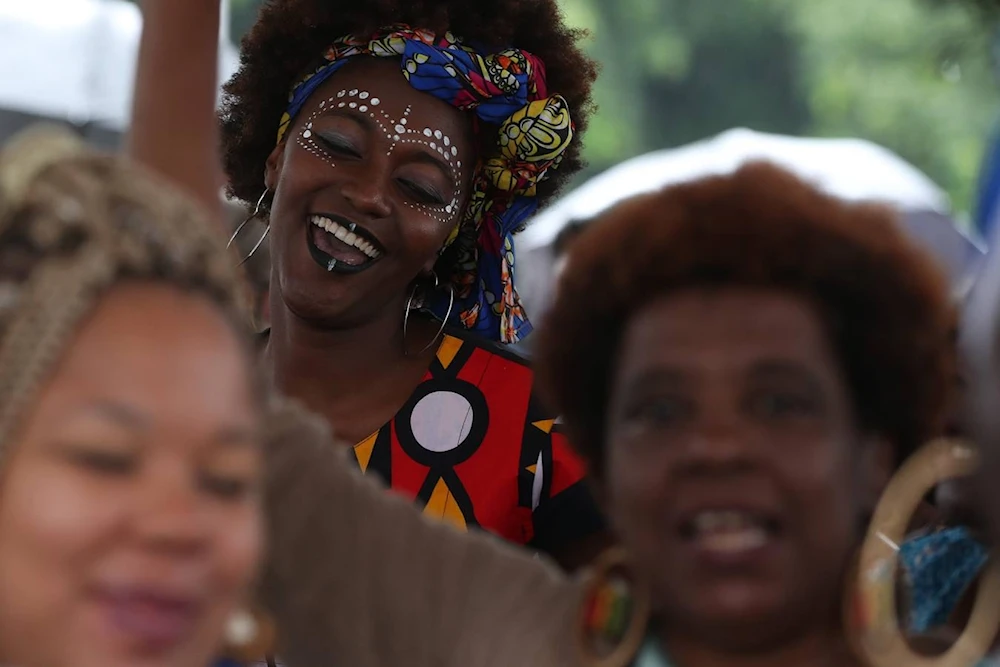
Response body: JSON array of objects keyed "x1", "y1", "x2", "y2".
[
  {"x1": 577, "y1": 548, "x2": 651, "y2": 667},
  {"x1": 402, "y1": 272, "x2": 455, "y2": 357},
  {"x1": 228, "y1": 189, "x2": 271, "y2": 267},
  {"x1": 846, "y1": 438, "x2": 1000, "y2": 667}
]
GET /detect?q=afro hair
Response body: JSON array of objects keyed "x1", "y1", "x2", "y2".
[
  {"x1": 220, "y1": 0, "x2": 597, "y2": 208},
  {"x1": 535, "y1": 162, "x2": 955, "y2": 477}
]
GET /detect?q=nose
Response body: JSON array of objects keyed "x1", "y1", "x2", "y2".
[
  {"x1": 132, "y1": 463, "x2": 210, "y2": 557},
  {"x1": 675, "y1": 412, "x2": 755, "y2": 476},
  {"x1": 341, "y1": 160, "x2": 392, "y2": 219}
]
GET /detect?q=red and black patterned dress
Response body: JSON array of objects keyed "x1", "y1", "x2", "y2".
[{"x1": 351, "y1": 329, "x2": 603, "y2": 551}]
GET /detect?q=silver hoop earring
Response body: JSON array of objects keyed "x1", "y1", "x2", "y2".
[
  {"x1": 227, "y1": 189, "x2": 271, "y2": 266},
  {"x1": 403, "y1": 272, "x2": 455, "y2": 357}
]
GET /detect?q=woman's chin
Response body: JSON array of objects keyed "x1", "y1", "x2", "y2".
[{"x1": 664, "y1": 583, "x2": 807, "y2": 649}]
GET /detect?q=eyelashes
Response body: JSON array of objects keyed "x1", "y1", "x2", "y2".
[{"x1": 315, "y1": 133, "x2": 360, "y2": 158}]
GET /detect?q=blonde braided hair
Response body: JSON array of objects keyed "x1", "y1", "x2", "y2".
[{"x1": 0, "y1": 125, "x2": 249, "y2": 463}]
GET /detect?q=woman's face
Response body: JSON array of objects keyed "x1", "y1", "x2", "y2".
[
  {"x1": 604, "y1": 287, "x2": 891, "y2": 651},
  {"x1": 0, "y1": 283, "x2": 262, "y2": 667},
  {"x1": 265, "y1": 58, "x2": 477, "y2": 327}
]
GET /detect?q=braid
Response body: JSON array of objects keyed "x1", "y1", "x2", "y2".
[{"x1": 0, "y1": 126, "x2": 249, "y2": 463}]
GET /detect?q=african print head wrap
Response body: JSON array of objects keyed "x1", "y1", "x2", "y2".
[{"x1": 276, "y1": 25, "x2": 575, "y2": 344}]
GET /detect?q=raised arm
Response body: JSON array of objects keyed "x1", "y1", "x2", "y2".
[
  {"x1": 261, "y1": 400, "x2": 583, "y2": 667},
  {"x1": 127, "y1": 0, "x2": 225, "y2": 225}
]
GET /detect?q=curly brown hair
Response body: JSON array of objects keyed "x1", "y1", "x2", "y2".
[
  {"x1": 535, "y1": 162, "x2": 954, "y2": 476},
  {"x1": 220, "y1": 0, "x2": 597, "y2": 208}
]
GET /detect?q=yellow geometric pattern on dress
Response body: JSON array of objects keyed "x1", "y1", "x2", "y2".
[
  {"x1": 423, "y1": 477, "x2": 469, "y2": 531},
  {"x1": 435, "y1": 334, "x2": 463, "y2": 369},
  {"x1": 354, "y1": 432, "x2": 378, "y2": 472},
  {"x1": 532, "y1": 419, "x2": 556, "y2": 434}
]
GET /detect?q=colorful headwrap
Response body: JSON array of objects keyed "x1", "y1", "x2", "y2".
[{"x1": 276, "y1": 25, "x2": 575, "y2": 343}]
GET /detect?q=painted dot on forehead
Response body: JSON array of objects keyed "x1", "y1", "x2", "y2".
[
  {"x1": 423, "y1": 128, "x2": 432, "y2": 137},
  {"x1": 350, "y1": 88, "x2": 358, "y2": 96},
  {"x1": 371, "y1": 98, "x2": 380, "y2": 106},
  {"x1": 359, "y1": 91, "x2": 369, "y2": 99},
  {"x1": 338, "y1": 90, "x2": 346, "y2": 98},
  {"x1": 434, "y1": 130, "x2": 443, "y2": 139}
]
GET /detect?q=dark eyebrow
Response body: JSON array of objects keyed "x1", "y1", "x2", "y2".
[
  {"x1": 324, "y1": 110, "x2": 456, "y2": 183},
  {"x1": 747, "y1": 360, "x2": 822, "y2": 389},
  {"x1": 84, "y1": 400, "x2": 150, "y2": 429},
  {"x1": 212, "y1": 426, "x2": 259, "y2": 449}
]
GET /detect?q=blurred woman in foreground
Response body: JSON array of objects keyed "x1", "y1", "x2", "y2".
[
  {"x1": 0, "y1": 128, "x2": 263, "y2": 667},
  {"x1": 533, "y1": 162, "x2": 964, "y2": 666}
]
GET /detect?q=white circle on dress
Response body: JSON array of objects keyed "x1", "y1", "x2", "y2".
[{"x1": 409, "y1": 391, "x2": 474, "y2": 452}]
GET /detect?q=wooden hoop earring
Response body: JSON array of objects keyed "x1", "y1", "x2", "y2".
[
  {"x1": 577, "y1": 548, "x2": 652, "y2": 667},
  {"x1": 849, "y1": 439, "x2": 1000, "y2": 667}
]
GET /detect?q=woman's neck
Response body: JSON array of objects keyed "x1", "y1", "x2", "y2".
[
  {"x1": 661, "y1": 623, "x2": 863, "y2": 667},
  {"x1": 263, "y1": 291, "x2": 441, "y2": 442}
]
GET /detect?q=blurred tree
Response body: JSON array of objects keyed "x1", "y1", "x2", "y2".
[
  {"x1": 230, "y1": 0, "x2": 264, "y2": 42},
  {"x1": 564, "y1": 0, "x2": 999, "y2": 212}
]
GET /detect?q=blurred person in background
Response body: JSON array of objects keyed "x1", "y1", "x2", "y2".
[
  {"x1": 129, "y1": 0, "x2": 608, "y2": 569},
  {"x1": 0, "y1": 127, "x2": 263, "y2": 667}
]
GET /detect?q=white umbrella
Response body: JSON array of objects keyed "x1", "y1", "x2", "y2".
[
  {"x1": 522, "y1": 128, "x2": 951, "y2": 252},
  {"x1": 514, "y1": 129, "x2": 979, "y2": 343},
  {"x1": 0, "y1": 0, "x2": 238, "y2": 133}
]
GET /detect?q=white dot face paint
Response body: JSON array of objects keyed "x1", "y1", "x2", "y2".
[{"x1": 295, "y1": 88, "x2": 468, "y2": 227}]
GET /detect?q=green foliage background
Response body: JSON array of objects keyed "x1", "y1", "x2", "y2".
[{"x1": 223, "y1": 0, "x2": 1000, "y2": 215}]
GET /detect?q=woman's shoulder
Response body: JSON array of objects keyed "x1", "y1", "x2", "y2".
[{"x1": 442, "y1": 326, "x2": 532, "y2": 368}]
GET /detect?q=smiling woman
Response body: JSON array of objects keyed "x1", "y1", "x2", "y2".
[
  {"x1": 0, "y1": 127, "x2": 263, "y2": 667},
  {"x1": 535, "y1": 162, "x2": 960, "y2": 667},
  {"x1": 130, "y1": 0, "x2": 606, "y2": 570}
]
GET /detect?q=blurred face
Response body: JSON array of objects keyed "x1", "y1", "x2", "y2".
[
  {"x1": 0, "y1": 283, "x2": 262, "y2": 667},
  {"x1": 604, "y1": 288, "x2": 891, "y2": 650},
  {"x1": 265, "y1": 58, "x2": 476, "y2": 327}
]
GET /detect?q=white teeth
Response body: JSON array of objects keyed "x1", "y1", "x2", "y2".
[
  {"x1": 701, "y1": 529, "x2": 767, "y2": 553},
  {"x1": 309, "y1": 215, "x2": 381, "y2": 259},
  {"x1": 694, "y1": 511, "x2": 751, "y2": 532},
  {"x1": 690, "y1": 510, "x2": 769, "y2": 554}
]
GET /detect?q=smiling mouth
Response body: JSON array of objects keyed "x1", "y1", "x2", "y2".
[
  {"x1": 306, "y1": 214, "x2": 385, "y2": 274},
  {"x1": 679, "y1": 509, "x2": 782, "y2": 558},
  {"x1": 93, "y1": 585, "x2": 202, "y2": 652}
]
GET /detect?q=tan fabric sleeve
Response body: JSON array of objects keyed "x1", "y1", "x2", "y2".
[{"x1": 260, "y1": 400, "x2": 585, "y2": 667}]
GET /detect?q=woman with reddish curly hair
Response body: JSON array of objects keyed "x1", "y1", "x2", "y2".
[
  {"x1": 130, "y1": 0, "x2": 606, "y2": 568},
  {"x1": 533, "y1": 162, "x2": 960, "y2": 667}
]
